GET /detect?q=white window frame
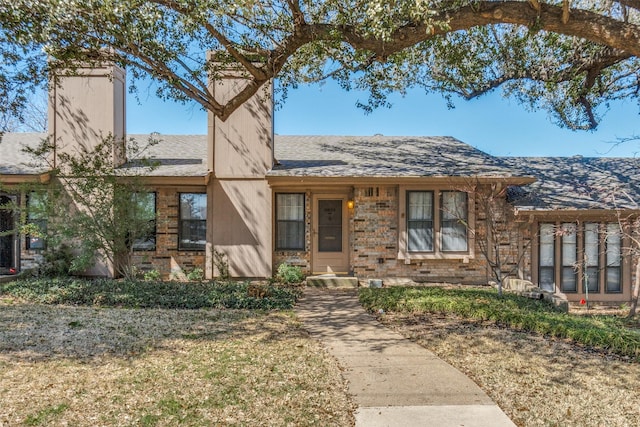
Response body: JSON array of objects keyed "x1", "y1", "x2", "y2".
[{"x1": 398, "y1": 186, "x2": 475, "y2": 262}]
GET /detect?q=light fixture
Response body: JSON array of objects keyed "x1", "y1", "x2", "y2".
[{"x1": 347, "y1": 200, "x2": 355, "y2": 209}]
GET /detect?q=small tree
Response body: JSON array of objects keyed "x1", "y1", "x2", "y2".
[
  {"x1": 452, "y1": 180, "x2": 532, "y2": 297},
  {"x1": 25, "y1": 134, "x2": 159, "y2": 279}
]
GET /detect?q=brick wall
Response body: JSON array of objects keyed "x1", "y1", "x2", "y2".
[{"x1": 131, "y1": 187, "x2": 206, "y2": 279}]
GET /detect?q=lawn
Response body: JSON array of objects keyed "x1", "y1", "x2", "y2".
[
  {"x1": 360, "y1": 286, "x2": 640, "y2": 427},
  {"x1": 0, "y1": 279, "x2": 355, "y2": 426}
]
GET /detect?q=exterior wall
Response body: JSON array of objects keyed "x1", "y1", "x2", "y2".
[
  {"x1": 271, "y1": 183, "x2": 528, "y2": 286},
  {"x1": 131, "y1": 186, "x2": 207, "y2": 279},
  {"x1": 211, "y1": 179, "x2": 272, "y2": 278}
]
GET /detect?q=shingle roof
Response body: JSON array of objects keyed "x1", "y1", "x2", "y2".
[
  {"x1": 503, "y1": 156, "x2": 640, "y2": 211},
  {"x1": 270, "y1": 135, "x2": 517, "y2": 178},
  {"x1": 120, "y1": 134, "x2": 207, "y2": 177},
  {"x1": 0, "y1": 133, "x2": 208, "y2": 177},
  {"x1": 0, "y1": 133, "x2": 49, "y2": 175}
]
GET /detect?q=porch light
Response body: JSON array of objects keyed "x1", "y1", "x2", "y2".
[{"x1": 347, "y1": 200, "x2": 355, "y2": 209}]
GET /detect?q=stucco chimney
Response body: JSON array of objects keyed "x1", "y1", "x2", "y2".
[{"x1": 48, "y1": 63, "x2": 126, "y2": 168}]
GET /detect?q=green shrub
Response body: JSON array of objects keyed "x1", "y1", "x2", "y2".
[
  {"x1": 186, "y1": 267, "x2": 204, "y2": 281},
  {"x1": 276, "y1": 263, "x2": 304, "y2": 284},
  {"x1": 0, "y1": 277, "x2": 301, "y2": 310},
  {"x1": 143, "y1": 269, "x2": 161, "y2": 281},
  {"x1": 359, "y1": 286, "x2": 640, "y2": 360}
]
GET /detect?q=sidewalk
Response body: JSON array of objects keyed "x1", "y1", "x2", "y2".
[{"x1": 295, "y1": 289, "x2": 515, "y2": 427}]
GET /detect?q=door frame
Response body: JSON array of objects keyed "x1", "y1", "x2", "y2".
[{"x1": 311, "y1": 193, "x2": 350, "y2": 274}]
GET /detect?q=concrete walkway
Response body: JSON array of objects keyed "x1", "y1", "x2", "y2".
[{"x1": 295, "y1": 289, "x2": 515, "y2": 427}]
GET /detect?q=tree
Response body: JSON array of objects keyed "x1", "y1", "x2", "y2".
[
  {"x1": 24, "y1": 134, "x2": 160, "y2": 279},
  {"x1": 1, "y1": 1, "x2": 640, "y2": 130}
]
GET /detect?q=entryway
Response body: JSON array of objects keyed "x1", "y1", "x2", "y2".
[{"x1": 311, "y1": 194, "x2": 349, "y2": 274}]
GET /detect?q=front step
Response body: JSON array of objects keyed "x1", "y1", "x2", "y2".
[{"x1": 306, "y1": 274, "x2": 358, "y2": 289}]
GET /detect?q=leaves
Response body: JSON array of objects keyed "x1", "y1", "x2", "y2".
[{"x1": 2, "y1": 1, "x2": 640, "y2": 129}]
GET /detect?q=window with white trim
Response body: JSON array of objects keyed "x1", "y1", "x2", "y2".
[{"x1": 403, "y1": 189, "x2": 470, "y2": 257}]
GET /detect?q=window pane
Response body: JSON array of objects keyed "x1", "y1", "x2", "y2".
[
  {"x1": 407, "y1": 191, "x2": 433, "y2": 251},
  {"x1": 131, "y1": 192, "x2": 156, "y2": 250},
  {"x1": 27, "y1": 192, "x2": 47, "y2": 250},
  {"x1": 277, "y1": 194, "x2": 304, "y2": 221},
  {"x1": 561, "y1": 223, "x2": 576, "y2": 265},
  {"x1": 539, "y1": 267, "x2": 555, "y2": 292},
  {"x1": 586, "y1": 266, "x2": 599, "y2": 292},
  {"x1": 441, "y1": 191, "x2": 467, "y2": 221},
  {"x1": 561, "y1": 223, "x2": 577, "y2": 293},
  {"x1": 606, "y1": 224, "x2": 622, "y2": 293},
  {"x1": 606, "y1": 267, "x2": 621, "y2": 292},
  {"x1": 539, "y1": 224, "x2": 555, "y2": 267},
  {"x1": 606, "y1": 224, "x2": 621, "y2": 267},
  {"x1": 180, "y1": 193, "x2": 206, "y2": 220},
  {"x1": 180, "y1": 220, "x2": 206, "y2": 250},
  {"x1": 276, "y1": 194, "x2": 305, "y2": 250},
  {"x1": 441, "y1": 192, "x2": 467, "y2": 252},
  {"x1": 408, "y1": 221, "x2": 433, "y2": 251},
  {"x1": 178, "y1": 193, "x2": 206, "y2": 250},
  {"x1": 408, "y1": 191, "x2": 433, "y2": 220},
  {"x1": 584, "y1": 223, "x2": 599, "y2": 266}
]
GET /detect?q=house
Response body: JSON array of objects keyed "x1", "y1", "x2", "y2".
[{"x1": 1, "y1": 63, "x2": 638, "y2": 304}]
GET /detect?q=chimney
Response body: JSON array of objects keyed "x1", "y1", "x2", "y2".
[
  {"x1": 49, "y1": 63, "x2": 126, "y2": 168},
  {"x1": 207, "y1": 58, "x2": 274, "y2": 177}
]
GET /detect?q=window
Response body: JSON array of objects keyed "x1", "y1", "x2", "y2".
[
  {"x1": 606, "y1": 223, "x2": 622, "y2": 293},
  {"x1": 179, "y1": 193, "x2": 206, "y2": 251},
  {"x1": 584, "y1": 223, "x2": 599, "y2": 293},
  {"x1": 26, "y1": 192, "x2": 47, "y2": 250},
  {"x1": 441, "y1": 191, "x2": 468, "y2": 252},
  {"x1": 538, "y1": 223, "x2": 555, "y2": 292},
  {"x1": 537, "y1": 221, "x2": 625, "y2": 295},
  {"x1": 276, "y1": 193, "x2": 305, "y2": 250},
  {"x1": 403, "y1": 190, "x2": 470, "y2": 256},
  {"x1": 407, "y1": 191, "x2": 434, "y2": 252},
  {"x1": 560, "y1": 223, "x2": 577, "y2": 293},
  {"x1": 131, "y1": 192, "x2": 156, "y2": 251}
]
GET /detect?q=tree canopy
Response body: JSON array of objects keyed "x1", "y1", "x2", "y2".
[{"x1": 2, "y1": 0, "x2": 640, "y2": 131}]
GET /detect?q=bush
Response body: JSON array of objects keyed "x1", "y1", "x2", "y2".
[
  {"x1": 143, "y1": 269, "x2": 161, "y2": 281},
  {"x1": 0, "y1": 277, "x2": 301, "y2": 310},
  {"x1": 187, "y1": 267, "x2": 204, "y2": 281},
  {"x1": 276, "y1": 263, "x2": 304, "y2": 284},
  {"x1": 359, "y1": 286, "x2": 640, "y2": 360}
]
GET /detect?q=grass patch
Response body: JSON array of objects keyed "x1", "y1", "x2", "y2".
[
  {"x1": 360, "y1": 286, "x2": 640, "y2": 360},
  {"x1": 0, "y1": 277, "x2": 300, "y2": 310},
  {"x1": 0, "y1": 305, "x2": 354, "y2": 426},
  {"x1": 24, "y1": 403, "x2": 69, "y2": 426}
]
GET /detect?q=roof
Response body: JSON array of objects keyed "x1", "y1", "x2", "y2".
[
  {"x1": 503, "y1": 156, "x2": 640, "y2": 211},
  {"x1": 0, "y1": 133, "x2": 208, "y2": 177},
  {"x1": 270, "y1": 135, "x2": 518, "y2": 178},
  {"x1": 0, "y1": 133, "x2": 49, "y2": 175},
  {"x1": 120, "y1": 134, "x2": 207, "y2": 177}
]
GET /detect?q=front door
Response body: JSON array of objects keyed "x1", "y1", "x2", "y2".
[
  {"x1": 0, "y1": 195, "x2": 16, "y2": 272},
  {"x1": 312, "y1": 195, "x2": 349, "y2": 274}
]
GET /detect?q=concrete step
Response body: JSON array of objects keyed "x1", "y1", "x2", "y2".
[{"x1": 306, "y1": 274, "x2": 358, "y2": 289}]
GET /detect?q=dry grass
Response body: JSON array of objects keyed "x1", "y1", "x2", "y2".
[
  {"x1": 380, "y1": 312, "x2": 640, "y2": 427},
  {"x1": 0, "y1": 300, "x2": 355, "y2": 426}
]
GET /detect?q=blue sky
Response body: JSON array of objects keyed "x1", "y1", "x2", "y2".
[{"x1": 127, "y1": 79, "x2": 640, "y2": 157}]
